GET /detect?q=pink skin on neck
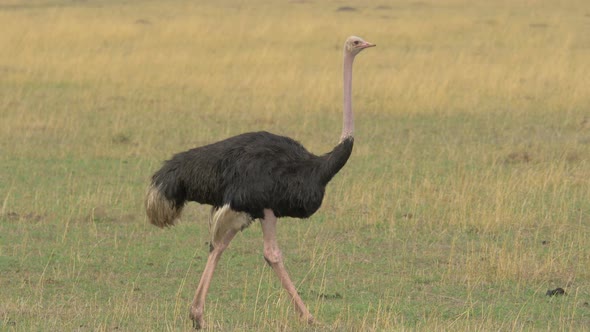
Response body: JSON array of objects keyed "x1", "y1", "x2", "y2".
[{"x1": 341, "y1": 51, "x2": 355, "y2": 142}]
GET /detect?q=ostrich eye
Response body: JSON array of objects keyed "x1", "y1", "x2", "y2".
[{"x1": 353, "y1": 40, "x2": 360, "y2": 45}]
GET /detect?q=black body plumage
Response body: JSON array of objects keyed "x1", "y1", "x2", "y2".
[{"x1": 149, "y1": 131, "x2": 353, "y2": 221}]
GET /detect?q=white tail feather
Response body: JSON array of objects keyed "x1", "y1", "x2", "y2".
[{"x1": 145, "y1": 184, "x2": 183, "y2": 227}]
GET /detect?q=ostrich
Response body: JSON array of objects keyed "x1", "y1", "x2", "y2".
[{"x1": 145, "y1": 36, "x2": 375, "y2": 329}]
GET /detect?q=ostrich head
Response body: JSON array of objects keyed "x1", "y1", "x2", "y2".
[{"x1": 345, "y1": 36, "x2": 376, "y2": 56}]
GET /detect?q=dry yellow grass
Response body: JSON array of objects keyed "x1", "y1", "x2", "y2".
[{"x1": 2, "y1": 0, "x2": 589, "y2": 156}]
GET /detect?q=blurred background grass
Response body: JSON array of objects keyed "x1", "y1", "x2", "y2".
[{"x1": 1, "y1": 0, "x2": 589, "y2": 330}]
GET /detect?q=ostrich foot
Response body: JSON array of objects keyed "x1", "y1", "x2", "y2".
[
  {"x1": 189, "y1": 308, "x2": 205, "y2": 330},
  {"x1": 302, "y1": 314, "x2": 315, "y2": 325},
  {"x1": 192, "y1": 319, "x2": 204, "y2": 330},
  {"x1": 191, "y1": 317, "x2": 205, "y2": 330}
]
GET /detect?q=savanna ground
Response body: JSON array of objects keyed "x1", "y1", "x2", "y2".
[{"x1": 1, "y1": 0, "x2": 590, "y2": 330}]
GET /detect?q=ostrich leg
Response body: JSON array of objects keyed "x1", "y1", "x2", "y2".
[
  {"x1": 260, "y1": 209, "x2": 314, "y2": 324},
  {"x1": 190, "y1": 206, "x2": 249, "y2": 329}
]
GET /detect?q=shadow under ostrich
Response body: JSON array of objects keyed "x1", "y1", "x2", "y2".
[{"x1": 145, "y1": 36, "x2": 375, "y2": 329}]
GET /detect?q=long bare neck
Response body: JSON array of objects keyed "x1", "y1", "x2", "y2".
[
  {"x1": 341, "y1": 52, "x2": 355, "y2": 142},
  {"x1": 317, "y1": 50, "x2": 356, "y2": 184}
]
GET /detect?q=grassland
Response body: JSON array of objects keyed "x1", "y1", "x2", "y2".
[{"x1": 1, "y1": 0, "x2": 590, "y2": 330}]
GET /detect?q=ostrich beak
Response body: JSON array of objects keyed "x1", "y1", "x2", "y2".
[{"x1": 360, "y1": 41, "x2": 376, "y2": 49}]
